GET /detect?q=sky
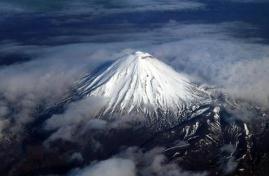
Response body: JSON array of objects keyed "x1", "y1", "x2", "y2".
[{"x1": 0, "y1": 0, "x2": 269, "y2": 175}]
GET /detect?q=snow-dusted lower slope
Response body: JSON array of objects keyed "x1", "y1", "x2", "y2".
[{"x1": 75, "y1": 51, "x2": 210, "y2": 117}]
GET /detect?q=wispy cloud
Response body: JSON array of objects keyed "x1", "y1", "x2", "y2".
[
  {"x1": 68, "y1": 147, "x2": 207, "y2": 176},
  {"x1": 69, "y1": 158, "x2": 136, "y2": 176},
  {"x1": 0, "y1": 0, "x2": 205, "y2": 16}
]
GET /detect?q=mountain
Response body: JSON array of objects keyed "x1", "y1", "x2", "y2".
[
  {"x1": 71, "y1": 51, "x2": 210, "y2": 121},
  {"x1": 61, "y1": 50, "x2": 255, "y2": 148},
  {"x1": 51, "y1": 50, "x2": 264, "y2": 175},
  {"x1": 5, "y1": 51, "x2": 266, "y2": 176}
]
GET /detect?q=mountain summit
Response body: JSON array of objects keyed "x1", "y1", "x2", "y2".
[{"x1": 74, "y1": 51, "x2": 209, "y2": 118}]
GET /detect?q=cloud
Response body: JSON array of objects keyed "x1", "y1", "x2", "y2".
[
  {"x1": 0, "y1": 2, "x2": 27, "y2": 14},
  {"x1": 45, "y1": 96, "x2": 107, "y2": 130},
  {"x1": 0, "y1": 43, "x2": 116, "y2": 137},
  {"x1": 69, "y1": 158, "x2": 136, "y2": 176},
  {"x1": 141, "y1": 23, "x2": 269, "y2": 106},
  {"x1": 72, "y1": 0, "x2": 205, "y2": 15},
  {"x1": 43, "y1": 99, "x2": 148, "y2": 143},
  {"x1": 227, "y1": 0, "x2": 269, "y2": 3},
  {"x1": 68, "y1": 147, "x2": 207, "y2": 176},
  {"x1": 0, "y1": 0, "x2": 205, "y2": 16},
  {"x1": 44, "y1": 96, "x2": 107, "y2": 142},
  {"x1": 219, "y1": 144, "x2": 238, "y2": 174}
]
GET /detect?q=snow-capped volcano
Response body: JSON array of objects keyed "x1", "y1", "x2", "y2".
[{"x1": 74, "y1": 51, "x2": 209, "y2": 117}]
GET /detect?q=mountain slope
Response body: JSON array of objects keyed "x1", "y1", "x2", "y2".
[{"x1": 73, "y1": 51, "x2": 210, "y2": 117}]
